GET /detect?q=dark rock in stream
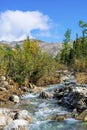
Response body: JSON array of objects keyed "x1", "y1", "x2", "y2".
[
  {"x1": 39, "y1": 91, "x2": 53, "y2": 99},
  {"x1": 54, "y1": 82, "x2": 87, "y2": 113}
]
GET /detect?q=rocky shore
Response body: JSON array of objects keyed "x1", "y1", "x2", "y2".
[
  {"x1": 38, "y1": 71, "x2": 87, "y2": 123},
  {"x1": 0, "y1": 75, "x2": 44, "y2": 107},
  {"x1": 0, "y1": 75, "x2": 45, "y2": 129},
  {"x1": 1, "y1": 71, "x2": 87, "y2": 129},
  {"x1": 0, "y1": 108, "x2": 32, "y2": 130},
  {"x1": 54, "y1": 82, "x2": 87, "y2": 112}
]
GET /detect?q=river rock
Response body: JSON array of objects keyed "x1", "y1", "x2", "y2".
[
  {"x1": 83, "y1": 115, "x2": 87, "y2": 121},
  {"x1": 0, "y1": 115, "x2": 12, "y2": 128},
  {"x1": 14, "y1": 110, "x2": 32, "y2": 123},
  {"x1": 9, "y1": 95, "x2": 20, "y2": 103},
  {"x1": 53, "y1": 115, "x2": 65, "y2": 121},
  {"x1": 75, "y1": 109, "x2": 87, "y2": 121},
  {"x1": 0, "y1": 87, "x2": 7, "y2": 91},
  {"x1": 28, "y1": 83, "x2": 35, "y2": 89},
  {"x1": 3, "y1": 119, "x2": 29, "y2": 130},
  {"x1": 54, "y1": 84, "x2": 87, "y2": 112},
  {"x1": 61, "y1": 75, "x2": 70, "y2": 82},
  {"x1": 0, "y1": 76, "x2": 6, "y2": 81},
  {"x1": 48, "y1": 113, "x2": 71, "y2": 122},
  {"x1": 3, "y1": 81, "x2": 9, "y2": 87},
  {"x1": 0, "y1": 108, "x2": 11, "y2": 115},
  {"x1": 49, "y1": 115, "x2": 65, "y2": 121},
  {"x1": 39, "y1": 91, "x2": 53, "y2": 99}
]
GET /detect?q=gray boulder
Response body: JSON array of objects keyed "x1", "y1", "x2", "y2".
[{"x1": 3, "y1": 119, "x2": 29, "y2": 130}]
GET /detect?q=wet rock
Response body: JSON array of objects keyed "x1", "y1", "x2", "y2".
[
  {"x1": 48, "y1": 113, "x2": 71, "y2": 122},
  {"x1": 72, "y1": 108, "x2": 78, "y2": 118},
  {"x1": 75, "y1": 109, "x2": 87, "y2": 121},
  {"x1": 14, "y1": 110, "x2": 32, "y2": 123},
  {"x1": 3, "y1": 119, "x2": 29, "y2": 130},
  {"x1": 39, "y1": 91, "x2": 53, "y2": 99},
  {"x1": 55, "y1": 91, "x2": 64, "y2": 99},
  {"x1": 54, "y1": 84, "x2": 87, "y2": 112},
  {"x1": 54, "y1": 115, "x2": 65, "y2": 121},
  {"x1": 9, "y1": 95, "x2": 20, "y2": 103}
]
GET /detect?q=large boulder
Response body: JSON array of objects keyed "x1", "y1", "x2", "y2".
[{"x1": 3, "y1": 119, "x2": 29, "y2": 130}]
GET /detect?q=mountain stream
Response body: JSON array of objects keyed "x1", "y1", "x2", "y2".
[{"x1": 14, "y1": 84, "x2": 87, "y2": 130}]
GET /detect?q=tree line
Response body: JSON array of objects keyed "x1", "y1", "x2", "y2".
[{"x1": 59, "y1": 20, "x2": 87, "y2": 72}]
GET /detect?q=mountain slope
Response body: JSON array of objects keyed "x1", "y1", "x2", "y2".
[
  {"x1": 37, "y1": 40, "x2": 62, "y2": 55},
  {"x1": 0, "y1": 39, "x2": 62, "y2": 56}
]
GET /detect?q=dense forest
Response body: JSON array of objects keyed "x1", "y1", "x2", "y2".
[{"x1": 0, "y1": 20, "x2": 87, "y2": 86}]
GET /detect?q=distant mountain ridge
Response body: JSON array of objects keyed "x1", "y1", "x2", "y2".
[{"x1": 0, "y1": 39, "x2": 62, "y2": 56}]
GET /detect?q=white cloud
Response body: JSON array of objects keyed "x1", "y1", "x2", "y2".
[{"x1": 0, "y1": 10, "x2": 51, "y2": 41}]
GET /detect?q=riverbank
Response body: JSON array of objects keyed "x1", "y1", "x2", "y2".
[
  {"x1": 1, "y1": 80, "x2": 87, "y2": 129},
  {"x1": 0, "y1": 67, "x2": 64, "y2": 106},
  {"x1": 0, "y1": 75, "x2": 45, "y2": 107},
  {"x1": 76, "y1": 72, "x2": 87, "y2": 84},
  {"x1": 1, "y1": 70, "x2": 87, "y2": 106},
  {"x1": 1, "y1": 70, "x2": 87, "y2": 129}
]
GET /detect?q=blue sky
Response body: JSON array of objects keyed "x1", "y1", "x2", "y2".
[{"x1": 0, "y1": 0, "x2": 87, "y2": 42}]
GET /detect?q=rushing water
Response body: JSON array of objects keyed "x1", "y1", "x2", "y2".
[{"x1": 17, "y1": 84, "x2": 87, "y2": 130}]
